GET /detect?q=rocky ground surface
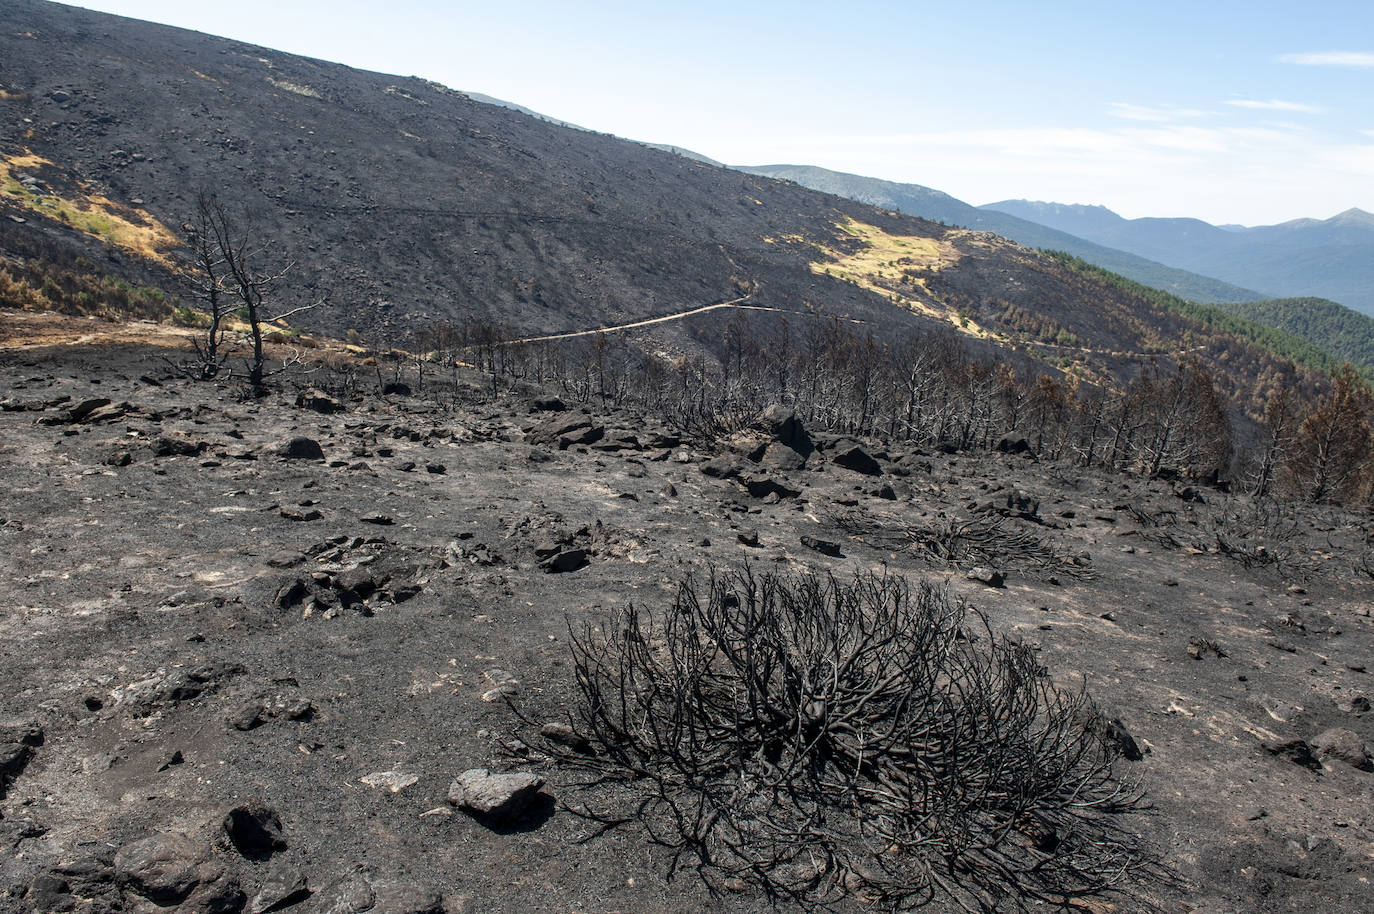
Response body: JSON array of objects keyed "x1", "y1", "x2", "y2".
[{"x1": 1, "y1": 312, "x2": 1372, "y2": 914}]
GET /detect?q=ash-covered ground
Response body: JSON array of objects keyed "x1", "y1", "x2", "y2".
[{"x1": 1, "y1": 314, "x2": 1372, "y2": 913}]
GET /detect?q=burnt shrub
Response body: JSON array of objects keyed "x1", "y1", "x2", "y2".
[{"x1": 553, "y1": 566, "x2": 1148, "y2": 911}]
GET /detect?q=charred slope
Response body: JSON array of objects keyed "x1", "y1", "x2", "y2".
[
  {"x1": 0, "y1": 0, "x2": 1330, "y2": 411},
  {"x1": 0, "y1": 0, "x2": 938, "y2": 342}
]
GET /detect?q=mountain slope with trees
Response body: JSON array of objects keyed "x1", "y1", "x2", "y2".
[{"x1": 985, "y1": 200, "x2": 1374, "y2": 315}]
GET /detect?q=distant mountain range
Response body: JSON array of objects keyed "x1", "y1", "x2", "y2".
[
  {"x1": 983, "y1": 200, "x2": 1374, "y2": 316},
  {"x1": 735, "y1": 165, "x2": 1265, "y2": 304}
]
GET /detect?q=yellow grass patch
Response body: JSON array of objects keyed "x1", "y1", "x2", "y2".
[
  {"x1": 806, "y1": 217, "x2": 998, "y2": 338},
  {"x1": 0, "y1": 151, "x2": 180, "y2": 264}
]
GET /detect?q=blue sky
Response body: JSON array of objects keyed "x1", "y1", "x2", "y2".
[{"x1": 65, "y1": 0, "x2": 1374, "y2": 225}]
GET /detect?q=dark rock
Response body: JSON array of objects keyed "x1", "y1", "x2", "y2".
[
  {"x1": 25, "y1": 873, "x2": 73, "y2": 912},
  {"x1": 278, "y1": 437, "x2": 324, "y2": 460},
  {"x1": 757, "y1": 404, "x2": 813, "y2": 457},
  {"x1": 965, "y1": 566, "x2": 1005, "y2": 588},
  {"x1": 540, "y1": 722, "x2": 591, "y2": 753},
  {"x1": 527, "y1": 415, "x2": 603, "y2": 449},
  {"x1": 1262, "y1": 738, "x2": 1323, "y2": 771},
  {"x1": 113, "y1": 833, "x2": 215, "y2": 905},
  {"x1": 874, "y1": 483, "x2": 897, "y2": 500},
  {"x1": 1104, "y1": 718, "x2": 1144, "y2": 761},
  {"x1": 67, "y1": 397, "x2": 112, "y2": 423},
  {"x1": 831, "y1": 443, "x2": 882, "y2": 476},
  {"x1": 266, "y1": 550, "x2": 306, "y2": 568},
  {"x1": 1311, "y1": 728, "x2": 1373, "y2": 771},
  {"x1": 541, "y1": 548, "x2": 588, "y2": 573},
  {"x1": 274, "y1": 578, "x2": 309, "y2": 610},
  {"x1": 228, "y1": 698, "x2": 267, "y2": 731},
  {"x1": 223, "y1": 800, "x2": 287, "y2": 858},
  {"x1": 152, "y1": 435, "x2": 204, "y2": 458},
  {"x1": 993, "y1": 434, "x2": 1035, "y2": 457},
  {"x1": 315, "y1": 873, "x2": 442, "y2": 914},
  {"x1": 800, "y1": 535, "x2": 842, "y2": 557},
  {"x1": 249, "y1": 863, "x2": 310, "y2": 914},
  {"x1": 369, "y1": 881, "x2": 444, "y2": 914},
  {"x1": 334, "y1": 567, "x2": 379, "y2": 598},
  {"x1": 1175, "y1": 485, "x2": 1206, "y2": 504},
  {"x1": 737, "y1": 530, "x2": 760, "y2": 547},
  {"x1": 382, "y1": 381, "x2": 412, "y2": 397},
  {"x1": 699, "y1": 457, "x2": 744, "y2": 479},
  {"x1": 739, "y1": 473, "x2": 799, "y2": 500},
  {"x1": 424, "y1": 463, "x2": 445, "y2": 475},
  {"x1": 448, "y1": 769, "x2": 545, "y2": 823},
  {"x1": 528, "y1": 395, "x2": 567, "y2": 412},
  {"x1": 296, "y1": 389, "x2": 343, "y2": 414},
  {"x1": 759, "y1": 441, "x2": 807, "y2": 471},
  {"x1": 360, "y1": 514, "x2": 394, "y2": 525}
]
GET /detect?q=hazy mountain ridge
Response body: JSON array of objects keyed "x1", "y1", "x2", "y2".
[
  {"x1": 984, "y1": 200, "x2": 1374, "y2": 315},
  {"x1": 736, "y1": 165, "x2": 1266, "y2": 304}
]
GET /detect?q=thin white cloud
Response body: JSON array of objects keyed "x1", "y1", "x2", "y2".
[
  {"x1": 1108, "y1": 102, "x2": 1209, "y2": 122},
  {"x1": 1226, "y1": 98, "x2": 1323, "y2": 113},
  {"x1": 1280, "y1": 51, "x2": 1374, "y2": 67}
]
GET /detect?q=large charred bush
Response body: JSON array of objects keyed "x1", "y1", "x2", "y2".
[{"x1": 552, "y1": 567, "x2": 1149, "y2": 911}]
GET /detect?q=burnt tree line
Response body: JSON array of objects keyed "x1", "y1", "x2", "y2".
[{"x1": 419, "y1": 310, "x2": 1372, "y2": 505}]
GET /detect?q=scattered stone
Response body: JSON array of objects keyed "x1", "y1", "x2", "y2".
[
  {"x1": 248, "y1": 863, "x2": 310, "y2": 914},
  {"x1": 278, "y1": 437, "x2": 324, "y2": 460},
  {"x1": 831, "y1": 442, "x2": 882, "y2": 476},
  {"x1": 1311, "y1": 728, "x2": 1373, "y2": 771},
  {"x1": 541, "y1": 547, "x2": 588, "y2": 573},
  {"x1": 759, "y1": 441, "x2": 807, "y2": 471},
  {"x1": 1243, "y1": 807, "x2": 1267, "y2": 821},
  {"x1": 699, "y1": 456, "x2": 744, "y2": 479},
  {"x1": 361, "y1": 770, "x2": 420, "y2": 793},
  {"x1": 266, "y1": 549, "x2": 307, "y2": 568},
  {"x1": 360, "y1": 514, "x2": 395, "y2": 525},
  {"x1": 274, "y1": 578, "x2": 310, "y2": 610},
  {"x1": 800, "y1": 535, "x2": 842, "y2": 557},
  {"x1": 540, "y1": 722, "x2": 591, "y2": 754},
  {"x1": 296, "y1": 389, "x2": 343, "y2": 414},
  {"x1": 993, "y1": 434, "x2": 1035, "y2": 458},
  {"x1": 737, "y1": 530, "x2": 760, "y2": 548},
  {"x1": 527, "y1": 414, "x2": 603, "y2": 449},
  {"x1": 1104, "y1": 718, "x2": 1144, "y2": 761},
  {"x1": 447, "y1": 768, "x2": 545, "y2": 822},
  {"x1": 228, "y1": 698, "x2": 267, "y2": 731},
  {"x1": 1262, "y1": 738, "x2": 1323, "y2": 771},
  {"x1": 280, "y1": 507, "x2": 323, "y2": 522},
  {"x1": 223, "y1": 800, "x2": 287, "y2": 858},
  {"x1": 152, "y1": 435, "x2": 204, "y2": 458},
  {"x1": 424, "y1": 463, "x2": 446, "y2": 475},
  {"x1": 528, "y1": 395, "x2": 567, "y2": 412},
  {"x1": 758, "y1": 404, "x2": 813, "y2": 454},
  {"x1": 113, "y1": 833, "x2": 234, "y2": 906},
  {"x1": 965, "y1": 566, "x2": 1005, "y2": 588}
]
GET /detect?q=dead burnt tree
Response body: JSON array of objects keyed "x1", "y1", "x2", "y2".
[
  {"x1": 182, "y1": 191, "x2": 229, "y2": 379},
  {"x1": 545, "y1": 566, "x2": 1148, "y2": 912},
  {"x1": 190, "y1": 194, "x2": 313, "y2": 389}
]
